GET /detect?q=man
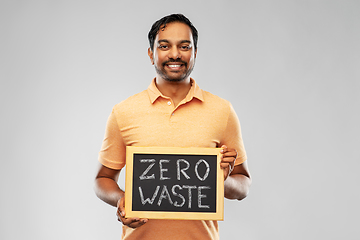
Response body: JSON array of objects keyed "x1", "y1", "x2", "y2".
[{"x1": 94, "y1": 14, "x2": 251, "y2": 240}]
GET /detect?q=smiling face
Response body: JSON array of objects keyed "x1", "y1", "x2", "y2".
[{"x1": 148, "y1": 22, "x2": 197, "y2": 82}]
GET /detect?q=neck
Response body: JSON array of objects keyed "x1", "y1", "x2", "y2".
[{"x1": 155, "y1": 76, "x2": 192, "y2": 107}]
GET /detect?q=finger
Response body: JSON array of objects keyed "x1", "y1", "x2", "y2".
[
  {"x1": 220, "y1": 145, "x2": 236, "y2": 178},
  {"x1": 222, "y1": 155, "x2": 236, "y2": 167},
  {"x1": 116, "y1": 204, "x2": 148, "y2": 228},
  {"x1": 221, "y1": 149, "x2": 236, "y2": 160},
  {"x1": 220, "y1": 162, "x2": 229, "y2": 169},
  {"x1": 125, "y1": 218, "x2": 148, "y2": 229},
  {"x1": 116, "y1": 197, "x2": 128, "y2": 224},
  {"x1": 221, "y1": 155, "x2": 237, "y2": 175},
  {"x1": 116, "y1": 209, "x2": 127, "y2": 223},
  {"x1": 117, "y1": 211, "x2": 129, "y2": 224},
  {"x1": 117, "y1": 197, "x2": 126, "y2": 218},
  {"x1": 221, "y1": 155, "x2": 236, "y2": 162},
  {"x1": 139, "y1": 218, "x2": 148, "y2": 224},
  {"x1": 221, "y1": 148, "x2": 236, "y2": 156},
  {"x1": 121, "y1": 216, "x2": 140, "y2": 225},
  {"x1": 134, "y1": 218, "x2": 148, "y2": 226},
  {"x1": 220, "y1": 145, "x2": 228, "y2": 154},
  {"x1": 222, "y1": 150, "x2": 236, "y2": 157},
  {"x1": 223, "y1": 166, "x2": 230, "y2": 180},
  {"x1": 220, "y1": 146, "x2": 233, "y2": 163},
  {"x1": 220, "y1": 148, "x2": 234, "y2": 168},
  {"x1": 221, "y1": 161, "x2": 234, "y2": 169}
]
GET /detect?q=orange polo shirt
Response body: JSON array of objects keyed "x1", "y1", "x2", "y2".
[{"x1": 99, "y1": 78, "x2": 247, "y2": 240}]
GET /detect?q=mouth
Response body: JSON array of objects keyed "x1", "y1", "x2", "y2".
[
  {"x1": 164, "y1": 61, "x2": 186, "y2": 71},
  {"x1": 167, "y1": 64, "x2": 182, "y2": 68}
]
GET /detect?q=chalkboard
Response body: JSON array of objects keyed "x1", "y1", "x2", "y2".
[{"x1": 125, "y1": 146, "x2": 224, "y2": 220}]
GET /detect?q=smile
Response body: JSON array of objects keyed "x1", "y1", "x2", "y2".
[{"x1": 164, "y1": 63, "x2": 185, "y2": 71}]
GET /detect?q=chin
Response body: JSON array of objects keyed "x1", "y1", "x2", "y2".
[
  {"x1": 165, "y1": 77, "x2": 186, "y2": 82},
  {"x1": 156, "y1": 66, "x2": 191, "y2": 82}
]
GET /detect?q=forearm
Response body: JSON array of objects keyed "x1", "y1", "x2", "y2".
[
  {"x1": 224, "y1": 174, "x2": 251, "y2": 200},
  {"x1": 94, "y1": 177, "x2": 124, "y2": 207}
]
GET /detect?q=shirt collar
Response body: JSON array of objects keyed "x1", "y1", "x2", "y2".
[{"x1": 147, "y1": 78, "x2": 204, "y2": 104}]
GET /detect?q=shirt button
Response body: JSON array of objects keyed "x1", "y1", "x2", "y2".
[{"x1": 167, "y1": 101, "x2": 171, "y2": 105}]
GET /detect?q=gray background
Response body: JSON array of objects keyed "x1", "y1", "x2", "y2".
[{"x1": 1, "y1": 0, "x2": 359, "y2": 239}]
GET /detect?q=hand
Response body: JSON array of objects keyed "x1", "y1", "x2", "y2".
[
  {"x1": 220, "y1": 145, "x2": 237, "y2": 181},
  {"x1": 116, "y1": 196, "x2": 148, "y2": 228}
]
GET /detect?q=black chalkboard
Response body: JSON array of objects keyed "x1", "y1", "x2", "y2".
[{"x1": 125, "y1": 146, "x2": 224, "y2": 220}]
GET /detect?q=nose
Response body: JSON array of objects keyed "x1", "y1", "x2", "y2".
[{"x1": 168, "y1": 47, "x2": 181, "y2": 60}]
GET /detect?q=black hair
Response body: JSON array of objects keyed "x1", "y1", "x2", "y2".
[{"x1": 148, "y1": 13, "x2": 198, "y2": 51}]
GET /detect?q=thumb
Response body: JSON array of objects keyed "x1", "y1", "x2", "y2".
[
  {"x1": 220, "y1": 145, "x2": 227, "y2": 153},
  {"x1": 117, "y1": 197, "x2": 126, "y2": 217}
]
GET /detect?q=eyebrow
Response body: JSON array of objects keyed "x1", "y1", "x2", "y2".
[{"x1": 157, "y1": 39, "x2": 192, "y2": 45}]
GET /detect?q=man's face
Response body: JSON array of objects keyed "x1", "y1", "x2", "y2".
[{"x1": 148, "y1": 22, "x2": 197, "y2": 82}]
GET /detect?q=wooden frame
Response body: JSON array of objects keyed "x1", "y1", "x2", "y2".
[{"x1": 125, "y1": 146, "x2": 224, "y2": 220}]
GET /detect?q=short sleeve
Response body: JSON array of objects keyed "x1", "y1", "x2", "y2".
[
  {"x1": 98, "y1": 108, "x2": 126, "y2": 170},
  {"x1": 221, "y1": 104, "x2": 247, "y2": 166}
]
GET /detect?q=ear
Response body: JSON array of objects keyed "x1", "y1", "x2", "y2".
[
  {"x1": 148, "y1": 47, "x2": 154, "y2": 65},
  {"x1": 194, "y1": 48, "x2": 197, "y2": 59}
]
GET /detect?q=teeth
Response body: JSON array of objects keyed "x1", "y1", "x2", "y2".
[{"x1": 168, "y1": 65, "x2": 181, "y2": 68}]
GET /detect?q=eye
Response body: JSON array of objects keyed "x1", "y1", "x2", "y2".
[
  {"x1": 159, "y1": 45, "x2": 169, "y2": 50},
  {"x1": 180, "y1": 45, "x2": 191, "y2": 50}
]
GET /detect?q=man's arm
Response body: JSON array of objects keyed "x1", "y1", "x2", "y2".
[
  {"x1": 94, "y1": 164, "x2": 123, "y2": 206},
  {"x1": 220, "y1": 146, "x2": 251, "y2": 200},
  {"x1": 224, "y1": 162, "x2": 251, "y2": 200},
  {"x1": 94, "y1": 164, "x2": 148, "y2": 228}
]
